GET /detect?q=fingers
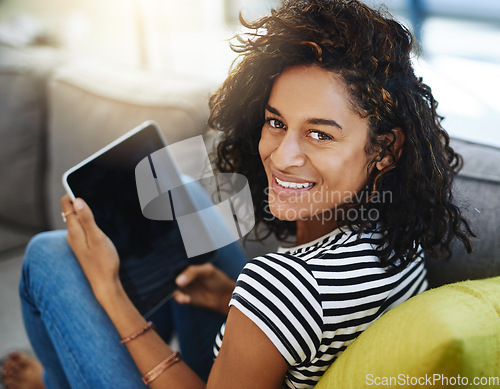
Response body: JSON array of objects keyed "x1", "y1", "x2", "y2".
[
  {"x1": 172, "y1": 290, "x2": 191, "y2": 305},
  {"x1": 60, "y1": 194, "x2": 77, "y2": 221},
  {"x1": 175, "y1": 263, "x2": 215, "y2": 287},
  {"x1": 60, "y1": 195, "x2": 102, "y2": 247},
  {"x1": 71, "y1": 198, "x2": 102, "y2": 244},
  {"x1": 61, "y1": 194, "x2": 86, "y2": 247}
]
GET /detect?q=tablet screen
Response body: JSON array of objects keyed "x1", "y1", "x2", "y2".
[{"x1": 64, "y1": 122, "x2": 214, "y2": 316}]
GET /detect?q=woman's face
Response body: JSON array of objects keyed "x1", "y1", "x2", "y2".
[{"x1": 259, "y1": 65, "x2": 374, "y2": 234}]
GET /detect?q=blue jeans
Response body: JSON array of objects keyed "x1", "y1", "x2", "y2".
[{"x1": 20, "y1": 230, "x2": 247, "y2": 389}]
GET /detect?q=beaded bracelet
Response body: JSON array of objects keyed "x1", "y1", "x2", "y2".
[
  {"x1": 142, "y1": 351, "x2": 182, "y2": 385},
  {"x1": 120, "y1": 321, "x2": 154, "y2": 344}
]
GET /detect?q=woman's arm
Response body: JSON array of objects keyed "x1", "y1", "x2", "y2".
[
  {"x1": 61, "y1": 195, "x2": 204, "y2": 387},
  {"x1": 209, "y1": 306, "x2": 288, "y2": 389},
  {"x1": 61, "y1": 195, "x2": 288, "y2": 388}
]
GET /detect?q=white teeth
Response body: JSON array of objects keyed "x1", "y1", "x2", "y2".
[{"x1": 275, "y1": 177, "x2": 314, "y2": 189}]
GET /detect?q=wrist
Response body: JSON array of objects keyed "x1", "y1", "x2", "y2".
[{"x1": 93, "y1": 279, "x2": 126, "y2": 309}]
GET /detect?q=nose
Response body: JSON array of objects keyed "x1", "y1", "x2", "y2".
[{"x1": 270, "y1": 130, "x2": 306, "y2": 169}]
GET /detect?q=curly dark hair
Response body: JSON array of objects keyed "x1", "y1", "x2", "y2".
[{"x1": 208, "y1": 0, "x2": 474, "y2": 267}]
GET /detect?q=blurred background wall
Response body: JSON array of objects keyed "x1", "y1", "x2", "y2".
[{"x1": 0, "y1": 0, "x2": 499, "y2": 145}]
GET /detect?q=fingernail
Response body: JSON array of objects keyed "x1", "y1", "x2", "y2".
[
  {"x1": 176, "y1": 275, "x2": 187, "y2": 286},
  {"x1": 74, "y1": 199, "x2": 85, "y2": 211},
  {"x1": 175, "y1": 294, "x2": 189, "y2": 304}
]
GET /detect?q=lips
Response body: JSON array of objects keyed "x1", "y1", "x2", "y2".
[
  {"x1": 275, "y1": 176, "x2": 314, "y2": 189},
  {"x1": 272, "y1": 174, "x2": 316, "y2": 196}
]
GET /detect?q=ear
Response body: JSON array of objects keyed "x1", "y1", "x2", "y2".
[{"x1": 375, "y1": 128, "x2": 405, "y2": 171}]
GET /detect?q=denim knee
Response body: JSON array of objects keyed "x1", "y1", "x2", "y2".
[
  {"x1": 23, "y1": 230, "x2": 70, "y2": 273},
  {"x1": 20, "y1": 230, "x2": 74, "y2": 304}
]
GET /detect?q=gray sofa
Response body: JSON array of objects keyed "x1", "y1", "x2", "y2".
[{"x1": 1, "y1": 43, "x2": 499, "y2": 287}]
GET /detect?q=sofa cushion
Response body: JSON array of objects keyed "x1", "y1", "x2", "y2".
[
  {"x1": 314, "y1": 276, "x2": 500, "y2": 388},
  {"x1": 46, "y1": 60, "x2": 216, "y2": 229}
]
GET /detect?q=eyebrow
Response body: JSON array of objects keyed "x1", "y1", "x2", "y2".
[{"x1": 265, "y1": 104, "x2": 343, "y2": 131}]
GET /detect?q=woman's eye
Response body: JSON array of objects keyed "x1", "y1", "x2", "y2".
[
  {"x1": 309, "y1": 130, "x2": 333, "y2": 141},
  {"x1": 266, "y1": 118, "x2": 285, "y2": 129}
]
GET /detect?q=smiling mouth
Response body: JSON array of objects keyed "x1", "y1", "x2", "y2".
[{"x1": 275, "y1": 176, "x2": 315, "y2": 189}]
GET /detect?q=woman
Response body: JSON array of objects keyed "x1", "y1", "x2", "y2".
[{"x1": 2, "y1": 0, "x2": 473, "y2": 388}]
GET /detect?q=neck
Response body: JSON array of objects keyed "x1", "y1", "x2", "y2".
[{"x1": 295, "y1": 218, "x2": 338, "y2": 246}]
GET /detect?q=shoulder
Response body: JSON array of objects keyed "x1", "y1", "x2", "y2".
[
  {"x1": 234, "y1": 252, "x2": 323, "y2": 328},
  {"x1": 240, "y1": 253, "x2": 321, "y2": 300},
  {"x1": 230, "y1": 253, "x2": 324, "y2": 365}
]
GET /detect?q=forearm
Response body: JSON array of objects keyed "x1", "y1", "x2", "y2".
[
  {"x1": 97, "y1": 282, "x2": 205, "y2": 389},
  {"x1": 61, "y1": 196, "x2": 207, "y2": 387}
]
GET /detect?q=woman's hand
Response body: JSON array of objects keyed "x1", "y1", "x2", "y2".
[
  {"x1": 174, "y1": 264, "x2": 236, "y2": 316},
  {"x1": 61, "y1": 194, "x2": 121, "y2": 303}
]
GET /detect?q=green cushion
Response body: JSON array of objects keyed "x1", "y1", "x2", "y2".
[{"x1": 314, "y1": 276, "x2": 500, "y2": 388}]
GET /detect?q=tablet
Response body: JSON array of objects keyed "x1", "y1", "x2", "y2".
[{"x1": 63, "y1": 121, "x2": 216, "y2": 317}]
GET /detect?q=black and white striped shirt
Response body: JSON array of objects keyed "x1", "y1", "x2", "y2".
[{"x1": 213, "y1": 227, "x2": 428, "y2": 388}]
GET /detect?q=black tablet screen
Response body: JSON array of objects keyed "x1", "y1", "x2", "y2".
[{"x1": 65, "y1": 124, "x2": 215, "y2": 316}]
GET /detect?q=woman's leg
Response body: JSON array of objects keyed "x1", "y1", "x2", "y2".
[
  {"x1": 20, "y1": 230, "x2": 247, "y2": 387},
  {"x1": 20, "y1": 230, "x2": 146, "y2": 389}
]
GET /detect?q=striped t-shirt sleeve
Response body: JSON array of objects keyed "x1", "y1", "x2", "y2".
[{"x1": 229, "y1": 253, "x2": 324, "y2": 366}]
